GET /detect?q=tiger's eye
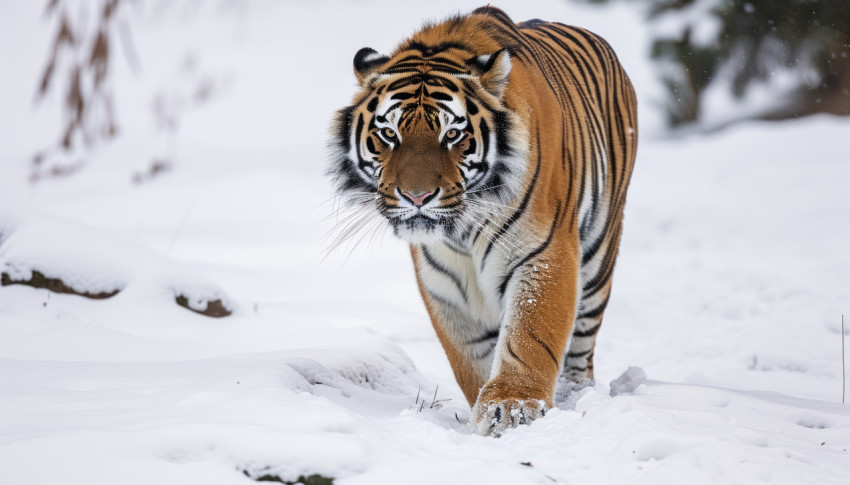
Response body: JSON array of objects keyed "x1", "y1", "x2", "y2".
[
  {"x1": 382, "y1": 128, "x2": 396, "y2": 139},
  {"x1": 445, "y1": 129, "x2": 460, "y2": 141}
]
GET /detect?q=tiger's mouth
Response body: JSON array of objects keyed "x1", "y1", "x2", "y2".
[
  {"x1": 386, "y1": 210, "x2": 442, "y2": 227},
  {"x1": 394, "y1": 213, "x2": 440, "y2": 228},
  {"x1": 383, "y1": 205, "x2": 461, "y2": 243}
]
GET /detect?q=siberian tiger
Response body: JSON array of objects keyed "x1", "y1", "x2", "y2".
[{"x1": 330, "y1": 6, "x2": 637, "y2": 436}]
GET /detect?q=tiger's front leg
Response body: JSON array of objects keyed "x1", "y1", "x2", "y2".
[{"x1": 471, "y1": 232, "x2": 580, "y2": 436}]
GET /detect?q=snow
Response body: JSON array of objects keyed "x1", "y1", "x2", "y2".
[
  {"x1": 651, "y1": 0, "x2": 722, "y2": 48},
  {"x1": 1, "y1": 1, "x2": 849, "y2": 484},
  {"x1": 0, "y1": 201, "x2": 233, "y2": 311},
  {"x1": 609, "y1": 366, "x2": 647, "y2": 397}
]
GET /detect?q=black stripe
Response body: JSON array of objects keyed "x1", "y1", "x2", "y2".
[
  {"x1": 380, "y1": 101, "x2": 402, "y2": 116},
  {"x1": 582, "y1": 228, "x2": 607, "y2": 266},
  {"x1": 572, "y1": 322, "x2": 601, "y2": 338},
  {"x1": 583, "y1": 222, "x2": 622, "y2": 294},
  {"x1": 436, "y1": 102, "x2": 457, "y2": 117},
  {"x1": 390, "y1": 54, "x2": 426, "y2": 65},
  {"x1": 386, "y1": 76, "x2": 422, "y2": 91},
  {"x1": 430, "y1": 91, "x2": 453, "y2": 102},
  {"x1": 404, "y1": 41, "x2": 473, "y2": 56},
  {"x1": 558, "y1": 25, "x2": 608, "y2": 72},
  {"x1": 463, "y1": 138, "x2": 477, "y2": 156},
  {"x1": 353, "y1": 113, "x2": 371, "y2": 174},
  {"x1": 491, "y1": 110, "x2": 512, "y2": 156},
  {"x1": 480, "y1": 128, "x2": 543, "y2": 269},
  {"x1": 498, "y1": 203, "x2": 564, "y2": 296},
  {"x1": 385, "y1": 63, "x2": 467, "y2": 76},
  {"x1": 467, "y1": 328, "x2": 500, "y2": 345},
  {"x1": 443, "y1": 239, "x2": 470, "y2": 256},
  {"x1": 421, "y1": 246, "x2": 468, "y2": 303},
  {"x1": 426, "y1": 290, "x2": 462, "y2": 312},
  {"x1": 478, "y1": 118, "x2": 491, "y2": 165},
  {"x1": 531, "y1": 334, "x2": 559, "y2": 368},
  {"x1": 473, "y1": 345, "x2": 496, "y2": 360},
  {"x1": 390, "y1": 92, "x2": 416, "y2": 101},
  {"x1": 567, "y1": 348, "x2": 592, "y2": 358},
  {"x1": 365, "y1": 137, "x2": 377, "y2": 155},
  {"x1": 471, "y1": 221, "x2": 488, "y2": 246},
  {"x1": 510, "y1": 28, "x2": 568, "y2": 103},
  {"x1": 506, "y1": 341, "x2": 530, "y2": 369},
  {"x1": 539, "y1": 28, "x2": 603, "y2": 109},
  {"x1": 427, "y1": 55, "x2": 470, "y2": 68},
  {"x1": 577, "y1": 292, "x2": 611, "y2": 320},
  {"x1": 366, "y1": 97, "x2": 378, "y2": 112}
]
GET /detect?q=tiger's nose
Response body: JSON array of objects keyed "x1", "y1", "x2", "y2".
[{"x1": 399, "y1": 188, "x2": 437, "y2": 207}]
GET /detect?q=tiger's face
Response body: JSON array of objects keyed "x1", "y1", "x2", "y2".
[{"x1": 331, "y1": 45, "x2": 527, "y2": 244}]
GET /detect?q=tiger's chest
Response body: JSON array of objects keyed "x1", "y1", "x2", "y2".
[{"x1": 414, "y1": 233, "x2": 525, "y2": 342}]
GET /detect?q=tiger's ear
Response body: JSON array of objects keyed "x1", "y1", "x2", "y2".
[
  {"x1": 466, "y1": 49, "x2": 512, "y2": 99},
  {"x1": 354, "y1": 47, "x2": 390, "y2": 86}
]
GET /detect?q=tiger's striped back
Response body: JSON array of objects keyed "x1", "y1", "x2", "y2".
[{"x1": 514, "y1": 14, "x2": 638, "y2": 380}]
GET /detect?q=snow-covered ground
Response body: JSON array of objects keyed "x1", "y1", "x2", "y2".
[{"x1": 1, "y1": 1, "x2": 849, "y2": 484}]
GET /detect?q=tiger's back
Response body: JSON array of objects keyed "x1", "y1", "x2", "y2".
[{"x1": 514, "y1": 14, "x2": 638, "y2": 383}]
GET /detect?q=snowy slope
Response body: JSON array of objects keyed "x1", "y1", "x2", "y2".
[{"x1": 1, "y1": 1, "x2": 849, "y2": 484}]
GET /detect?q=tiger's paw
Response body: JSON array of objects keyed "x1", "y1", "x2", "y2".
[{"x1": 470, "y1": 398, "x2": 550, "y2": 437}]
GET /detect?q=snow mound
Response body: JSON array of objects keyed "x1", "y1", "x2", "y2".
[
  {"x1": 610, "y1": 366, "x2": 648, "y2": 396},
  {"x1": 288, "y1": 345, "x2": 421, "y2": 397},
  {"x1": 0, "y1": 199, "x2": 233, "y2": 315}
]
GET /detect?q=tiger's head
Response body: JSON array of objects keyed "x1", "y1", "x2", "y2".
[{"x1": 330, "y1": 39, "x2": 528, "y2": 244}]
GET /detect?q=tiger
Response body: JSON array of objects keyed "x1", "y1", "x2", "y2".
[{"x1": 329, "y1": 6, "x2": 637, "y2": 436}]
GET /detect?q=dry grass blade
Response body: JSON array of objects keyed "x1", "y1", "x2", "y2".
[{"x1": 430, "y1": 385, "x2": 439, "y2": 409}]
